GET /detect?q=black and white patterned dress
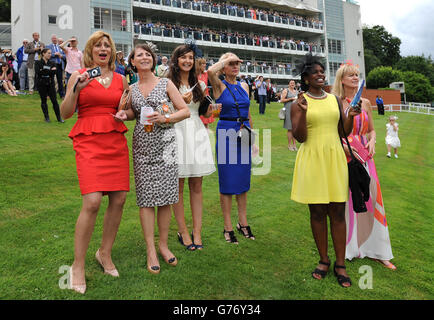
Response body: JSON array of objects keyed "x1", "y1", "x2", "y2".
[{"x1": 131, "y1": 78, "x2": 179, "y2": 207}]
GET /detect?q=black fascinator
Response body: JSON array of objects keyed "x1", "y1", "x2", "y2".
[
  {"x1": 184, "y1": 38, "x2": 203, "y2": 58},
  {"x1": 296, "y1": 53, "x2": 325, "y2": 91}
]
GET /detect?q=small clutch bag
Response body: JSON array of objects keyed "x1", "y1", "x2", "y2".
[
  {"x1": 155, "y1": 99, "x2": 176, "y2": 128},
  {"x1": 118, "y1": 89, "x2": 131, "y2": 111}
]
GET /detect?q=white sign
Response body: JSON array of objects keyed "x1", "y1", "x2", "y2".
[{"x1": 58, "y1": 5, "x2": 73, "y2": 30}]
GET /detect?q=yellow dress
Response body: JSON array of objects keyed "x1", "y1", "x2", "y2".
[{"x1": 291, "y1": 93, "x2": 348, "y2": 204}]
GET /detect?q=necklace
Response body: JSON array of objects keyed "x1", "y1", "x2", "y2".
[
  {"x1": 97, "y1": 75, "x2": 111, "y2": 86},
  {"x1": 306, "y1": 89, "x2": 326, "y2": 99}
]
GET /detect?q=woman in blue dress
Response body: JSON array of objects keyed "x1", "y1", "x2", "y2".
[{"x1": 208, "y1": 52, "x2": 256, "y2": 244}]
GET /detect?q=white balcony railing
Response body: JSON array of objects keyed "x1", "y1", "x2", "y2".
[
  {"x1": 134, "y1": 26, "x2": 325, "y2": 57},
  {"x1": 133, "y1": 0, "x2": 324, "y2": 34}
]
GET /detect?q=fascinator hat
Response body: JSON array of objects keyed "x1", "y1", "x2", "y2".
[
  {"x1": 296, "y1": 53, "x2": 325, "y2": 91},
  {"x1": 184, "y1": 38, "x2": 203, "y2": 58}
]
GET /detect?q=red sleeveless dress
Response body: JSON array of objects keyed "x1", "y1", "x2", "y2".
[{"x1": 68, "y1": 69, "x2": 130, "y2": 195}]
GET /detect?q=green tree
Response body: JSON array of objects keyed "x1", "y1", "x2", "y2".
[
  {"x1": 0, "y1": 0, "x2": 11, "y2": 22},
  {"x1": 395, "y1": 55, "x2": 434, "y2": 86},
  {"x1": 366, "y1": 66, "x2": 402, "y2": 89},
  {"x1": 401, "y1": 71, "x2": 434, "y2": 103},
  {"x1": 363, "y1": 25, "x2": 401, "y2": 74},
  {"x1": 364, "y1": 48, "x2": 381, "y2": 75}
]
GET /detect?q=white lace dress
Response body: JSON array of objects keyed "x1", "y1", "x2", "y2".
[
  {"x1": 385, "y1": 123, "x2": 401, "y2": 148},
  {"x1": 174, "y1": 81, "x2": 216, "y2": 178}
]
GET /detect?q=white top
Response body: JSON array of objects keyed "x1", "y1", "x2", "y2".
[
  {"x1": 174, "y1": 81, "x2": 216, "y2": 178},
  {"x1": 386, "y1": 123, "x2": 399, "y2": 138}
]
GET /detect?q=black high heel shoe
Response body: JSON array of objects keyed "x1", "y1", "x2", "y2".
[
  {"x1": 333, "y1": 262, "x2": 352, "y2": 288},
  {"x1": 177, "y1": 232, "x2": 196, "y2": 251},
  {"x1": 191, "y1": 231, "x2": 204, "y2": 250},
  {"x1": 236, "y1": 222, "x2": 255, "y2": 240},
  {"x1": 223, "y1": 230, "x2": 238, "y2": 244}
]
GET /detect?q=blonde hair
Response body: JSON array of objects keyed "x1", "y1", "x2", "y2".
[
  {"x1": 331, "y1": 63, "x2": 360, "y2": 99},
  {"x1": 217, "y1": 52, "x2": 238, "y2": 76},
  {"x1": 195, "y1": 57, "x2": 206, "y2": 75},
  {"x1": 83, "y1": 31, "x2": 116, "y2": 71},
  {"x1": 218, "y1": 52, "x2": 236, "y2": 64}
]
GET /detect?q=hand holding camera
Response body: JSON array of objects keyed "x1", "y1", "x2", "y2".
[{"x1": 87, "y1": 66, "x2": 102, "y2": 79}]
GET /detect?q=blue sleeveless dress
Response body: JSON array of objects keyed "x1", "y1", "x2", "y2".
[{"x1": 215, "y1": 80, "x2": 251, "y2": 195}]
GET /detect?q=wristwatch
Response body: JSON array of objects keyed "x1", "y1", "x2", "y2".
[{"x1": 164, "y1": 114, "x2": 170, "y2": 123}]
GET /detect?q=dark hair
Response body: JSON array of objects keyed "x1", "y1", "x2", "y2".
[
  {"x1": 0, "y1": 62, "x2": 11, "y2": 76},
  {"x1": 168, "y1": 44, "x2": 204, "y2": 103},
  {"x1": 297, "y1": 53, "x2": 325, "y2": 92},
  {"x1": 40, "y1": 48, "x2": 51, "y2": 60},
  {"x1": 128, "y1": 43, "x2": 157, "y2": 73}
]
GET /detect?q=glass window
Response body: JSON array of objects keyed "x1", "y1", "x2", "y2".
[{"x1": 48, "y1": 16, "x2": 57, "y2": 25}]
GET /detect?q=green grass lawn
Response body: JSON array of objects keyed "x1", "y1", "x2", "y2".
[{"x1": 0, "y1": 93, "x2": 433, "y2": 300}]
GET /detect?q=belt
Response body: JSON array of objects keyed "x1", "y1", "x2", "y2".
[{"x1": 220, "y1": 117, "x2": 249, "y2": 122}]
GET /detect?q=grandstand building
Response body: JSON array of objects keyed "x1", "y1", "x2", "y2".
[{"x1": 11, "y1": 0, "x2": 365, "y2": 85}]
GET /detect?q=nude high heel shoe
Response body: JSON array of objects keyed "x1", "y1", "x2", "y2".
[
  {"x1": 69, "y1": 267, "x2": 86, "y2": 294},
  {"x1": 95, "y1": 249, "x2": 119, "y2": 277}
]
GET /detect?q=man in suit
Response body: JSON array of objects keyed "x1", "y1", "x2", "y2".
[
  {"x1": 24, "y1": 32, "x2": 45, "y2": 94},
  {"x1": 46, "y1": 34, "x2": 65, "y2": 98}
]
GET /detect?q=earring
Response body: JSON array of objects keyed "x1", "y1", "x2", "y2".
[{"x1": 305, "y1": 80, "x2": 309, "y2": 85}]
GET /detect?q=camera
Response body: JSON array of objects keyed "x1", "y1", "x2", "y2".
[{"x1": 87, "y1": 66, "x2": 101, "y2": 79}]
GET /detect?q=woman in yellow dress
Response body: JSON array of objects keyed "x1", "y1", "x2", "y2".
[{"x1": 291, "y1": 54, "x2": 361, "y2": 287}]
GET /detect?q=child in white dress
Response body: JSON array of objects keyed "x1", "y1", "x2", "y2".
[{"x1": 386, "y1": 116, "x2": 401, "y2": 158}]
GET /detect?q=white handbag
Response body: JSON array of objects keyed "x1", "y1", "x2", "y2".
[{"x1": 278, "y1": 107, "x2": 286, "y2": 120}]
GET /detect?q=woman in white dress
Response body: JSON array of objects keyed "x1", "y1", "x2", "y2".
[{"x1": 169, "y1": 44, "x2": 216, "y2": 250}]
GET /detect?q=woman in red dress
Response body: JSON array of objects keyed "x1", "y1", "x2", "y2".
[
  {"x1": 60, "y1": 31, "x2": 130, "y2": 294},
  {"x1": 196, "y1": 58, "x2": 215, "y2": 128}
]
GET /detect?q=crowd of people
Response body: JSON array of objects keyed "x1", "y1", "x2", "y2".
[
  {"x1": 140, "y1": 0, "x2": 323, "y2": 30},
  {"x1": 3, "y1": 26, "x2": 398, "y2": 295},
  {"x1": 134, "y1": 20, "x2": 324, "y2": 54}
]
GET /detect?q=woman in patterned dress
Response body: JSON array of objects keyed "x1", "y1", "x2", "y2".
[
  {"x1": 332, "y1": 63, "x2": 396, "y2": 270},
  {"x1": 116, "y1": 43, "x2": 190, "y2": 274}
]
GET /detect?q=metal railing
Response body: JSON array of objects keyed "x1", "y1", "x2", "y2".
[
  {"x1": 134, "y1": 26, "x2": 324, "y2": 55},
  {"x1": 384, "y1": 104, "x2": 434, "y2": 116},
  {"x1": 239, "y1": 64, "x2": 297, "y2": 78},
  {"x1": 134, "y1": 0, "x2": 324, "y2": 32}
]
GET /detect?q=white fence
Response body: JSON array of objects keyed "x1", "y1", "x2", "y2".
[{"x1": 384, "y1": 103, "x2": 434, "y2": 116}]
